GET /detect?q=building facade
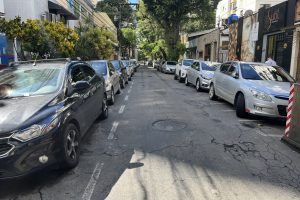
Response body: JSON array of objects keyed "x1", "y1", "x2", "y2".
[{"x1": 216, "y1": 0, "x2": 286, "y2": 27}]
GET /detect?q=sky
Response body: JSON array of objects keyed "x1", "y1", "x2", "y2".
[{"x1": 129, "y1": 0, "x2": 139, "y2": 3}]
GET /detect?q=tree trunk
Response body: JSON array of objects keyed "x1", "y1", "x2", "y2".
[{"x1": 164, "y1": 24, "x2": 180, "y2": 61}]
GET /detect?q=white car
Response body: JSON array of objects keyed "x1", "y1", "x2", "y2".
[
  {"x1": 185, "y1": 61, "x2": 220, "y2": 91},
  {"x1": 174, "y1": 59, "x2": 194, "y2": 82},
  {"x1": 209, "y1": 61, "x2": 294, "y2": 118},
  {"x1": 162, "y1": 61, "x2": 177, "y2": 74}
]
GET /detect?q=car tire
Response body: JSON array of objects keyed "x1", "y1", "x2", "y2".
[
  {"x1": 209, "y1": 84, "x2": 218, "y2": 100},
  {"x1": 174, "y1": 74, "x2": 178, "y2": 80},
  {"x1": 121, "y1": 79, "x2": 125, "y2": 89},
  {"x1": 236, "y1": 93, "x2": 247, "y2": 118},
  {"x1": 196, "y1": 79, "x2": 202, "y2": 92},
  {"x1": 109, "y1": 88, "x2": 115, "y2": 105},
  {"x1": 60, "y1": 123, "x2": 80, "y2": 169},
  {"x1": 125, "y1": 77, "x2": 129, "y2": 84},
  {"x1": 185, "y1": 76, "x2": 189, "y2": 86},
  {"x1": 100, "y1": 93, "x2": 108, "y2": 120},
  {"x1": 116, "y1": 83, "x2": 121, "y2": 94},
  {"x1": 128, "y1": 76, "x2": 132, "y2": 81}
]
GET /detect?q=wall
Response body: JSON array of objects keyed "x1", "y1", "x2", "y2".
[
  {"x1": 196, "y1": 29, "x2": 220, "y2": 61},
  {"x1": 0, "y1": 0, "x2": 4, "y2": 14},
  {"x1": 4, "y1": 0, "x2": 48, "y2": 20},
  {"x1": 241, "y1": 14, "x2": 258, "y2": 61}
]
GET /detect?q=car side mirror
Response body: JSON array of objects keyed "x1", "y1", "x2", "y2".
[
  {"x1": 72, "y1": 81, "x2": 90, "y2": 92},
  {"x1": 233, "y1": 72, "x2": 239, "y2": 79}
]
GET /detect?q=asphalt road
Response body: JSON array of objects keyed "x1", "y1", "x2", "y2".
[{"x1": 1, "y1": 66, "x2": 300, "y2": 200}]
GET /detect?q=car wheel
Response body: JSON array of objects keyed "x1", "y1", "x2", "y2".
[
  {"x1": 60, "y1": 123, "x2": 80, "y2": 169},
  {"x1": 100, "y1": 93, "x2": 108, "y2": 120},
  {"x1": 185, "y1": 76, "x2": 189, "y2": 86},
  {"x1": 121, "y1": 79, "x2": 125, "y2": 89},
  {"x1": 209, "y1": 84, "x2": 218, "y2": 100},
  {"x1": 196, "y1": 79, "x2": 202, "y2": 92},
  {"x1": 174, "y1": 74, "x2": 178, "y2": 80},
  {"x1": 116, "y1": 83, "x2": 121, "y2": 94},
  {"x1": 109, "y1": 88, "x2": 115, "y2": 105},
  {"x1": 128, "y1": 76, "x2": 132, "y2": 81},
  {"x1": 236, "y1": 93, "x2": 247, "y2": 118},
  {"x1": 125, "y1": 77, "x2": 129, "y2": 84}
]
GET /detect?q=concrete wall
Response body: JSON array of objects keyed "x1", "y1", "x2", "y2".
[
  {"x1": 196, "y1": 29, "x2": 220, "y2": 61},
  {"x1": 4, "y1": 0, "x2": 48, "y2": 20},
  {"x1": 0, "y1": 0, "x2": 4, "y2": 14}
]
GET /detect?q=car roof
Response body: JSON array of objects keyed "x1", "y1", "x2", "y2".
[{"x1": 89, "y1": 60, "x2": 108, "y2": 62}]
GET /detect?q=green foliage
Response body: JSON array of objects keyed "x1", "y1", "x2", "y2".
[
  {"x1": 0, "y1": 17, "x2": 79, "y2": 59},
  {"x1": 75, "y1": 21, "x2": 117, "y2": 60},
  {"x1": 96, "y1": 0, "x2": 133, "y2": 24},
  {"x1": 136, "y1": 1, "x2": 167, "y2": 60},
  {"x1": 143, "y1": 0, "x2": 218, "y2": 60},
  {"x1": 122, "y1": 28, "x2": 137, "y2": 47}
]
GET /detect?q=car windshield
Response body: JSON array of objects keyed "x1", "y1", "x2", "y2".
[
  {"x1": 201, "y1": 62, "x2": 216, "y2": 71},
  {"x1": 90, "y1": 62, "x2": 107, "y2": 76},
  {"x1": 0, "y1": 67, "x2": 63, "y2": 98},
  {"x1": 122, "y1": 61, "x2": 130, "y2": 68},
  {"x1": 167, "y1": 61, "x2": 177, "y2": 65},
  {"x1": 240, "y1": 64, "x2": 294, "y2": 82},
  {"x1": 111, "y1": 60, "x2": 121, "y2": 70},
  {"x1": 183, "y1": 60, "x2": 193, "y2": 66}
]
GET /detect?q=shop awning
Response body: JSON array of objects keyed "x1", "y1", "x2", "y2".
[{"x1": 48, "y1": 0, "x2": 78, "y2": 20}]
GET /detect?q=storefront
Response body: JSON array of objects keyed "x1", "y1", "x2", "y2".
[{"x1": 255, "y1": 0, "x2": 296, "y2": 73}]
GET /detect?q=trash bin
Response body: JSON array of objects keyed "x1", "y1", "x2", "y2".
[{"x1": 282, "y1": 83, "x2": 300, "y2": 148}]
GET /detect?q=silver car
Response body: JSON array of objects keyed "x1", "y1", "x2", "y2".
[
  {"x1": 175, "y1": 59, "x2": 194, "y2": 82},
  {"x1": 162, "y1": 61, "x2": 177, "y2": 74},
  {"x1": 185, "y1": 61, "x2": 220, "y2": 91},
  {"x1": 90, "y1": 60, "x2": 121, "y2": 105},
  {"x1": 122, "y1": 60, "x2": 134, "y2": 81},
  {"x1": 209, "y1": 61, "x2": 295, "y2": 118}
]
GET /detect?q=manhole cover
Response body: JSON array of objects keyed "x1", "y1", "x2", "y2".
[{"x1": 152, "y1": 119, "x2": 187, "y2": 132}]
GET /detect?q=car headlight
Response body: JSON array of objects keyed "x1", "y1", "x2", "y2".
[
  {"x1": 13, "y1": 117, "x2": 60, "y2": 142},
  {"x1": 250, "y1": 89, "x2": 272, "y2": 102},
  {"x1": 201, "y1": 75, "x2": 211, "y2": 80}
]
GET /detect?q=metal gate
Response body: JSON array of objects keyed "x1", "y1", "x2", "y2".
[{"x1": 282, "y1": 83, "x2": 300, "y2": 148}]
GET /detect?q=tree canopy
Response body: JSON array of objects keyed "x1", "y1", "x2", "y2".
[{"x1": 143, "y1": 0, "x2": 219, "y2": 60}]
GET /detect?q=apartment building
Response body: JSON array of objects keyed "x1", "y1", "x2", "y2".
[{"x1": 216, "y1": 0, "x2": 287, "y2": 27}]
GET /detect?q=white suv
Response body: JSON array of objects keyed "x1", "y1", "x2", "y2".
[{"x1": 174, "y1": 59, "x2": 194, "y2": 82}]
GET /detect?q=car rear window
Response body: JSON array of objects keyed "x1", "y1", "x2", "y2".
[
  {"x1": 167, "y1": 62, "x2": 177, "y2": 65},
  {"x1": 90, "y1": 62, "x2": 107, "y2": 76}
]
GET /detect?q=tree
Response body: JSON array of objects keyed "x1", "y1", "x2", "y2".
[
  {"x1": 75, "y1": 21, "x2": 117, "y2": 60},
  {"x1": 143, "y1": 0, "x2": 219, "y2": 60},
  {"x1": 96, "y1": 0, "x2": 133, "y2": 24},
  {"x1": 121, "y1": 27, "x2": 137, "y2": 58},
  {"x1": 136, "y1": 1, "x2": 167, "y2": 60},
  {"x1": 0, "y1": 17, "x2": 79, "y2": 59}
]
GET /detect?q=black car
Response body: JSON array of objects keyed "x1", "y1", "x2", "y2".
[
  {"x1": 0, "y1": 59, "x2": 108, "y2": 178},
  {"x1": 111, "y1": 60, "x2": 128, "y2": 87}
]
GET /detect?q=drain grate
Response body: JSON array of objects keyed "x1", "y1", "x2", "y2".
[{"x1": 152, "y1": 119, "x2": 187, "y2": 132}]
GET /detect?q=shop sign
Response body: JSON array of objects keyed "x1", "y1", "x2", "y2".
[
  {"x1": 251, "y1": 22, "x2": 259, "y2": 42},
  {"x1": 263, "y1": 2, "x2": 287, "y2": 33},
  {"x1": 295, "y1": 0, "x2": 300, "y2": 24}
]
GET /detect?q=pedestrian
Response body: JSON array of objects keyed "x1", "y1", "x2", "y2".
[{"x1": 265, "y1": 56, "x2": 277, "y2": 66}]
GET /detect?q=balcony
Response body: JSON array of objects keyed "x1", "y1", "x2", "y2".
[{"x1": 48, "y1": 0, "x2": 78, "y2": 20}]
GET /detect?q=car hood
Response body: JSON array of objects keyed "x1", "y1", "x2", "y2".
[
  {"x1": 201, "y1": 71, "x2": 214, "y2": 79},
  {"x1": 0, "y1": 95, "x2": 56, "y2": 135},
  {"x1": 246, "y1": 80, "x2": 290, "y2": 96}
]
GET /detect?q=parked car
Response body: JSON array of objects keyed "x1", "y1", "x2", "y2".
[
  {"x1": 175, "y1": 59, "x2": 194, "y2": 82},
  {"x1": 162, "y1": 61, "x2": 177, "y2": 74},
  {"x1": 185, "y1": 61, "x2": 220, "y2": 91},
  {"x1": 0, "y1": 59, "x2": 108, "y2": 178},
  {"x1": 89, "y1": 60, "x2": 121, "y2": 105},
  {"x1": 111, "y1": 60, "x2": 128, "y2": 87},
  {"x1": 209, "y1": 61, "x2": 295, "y2": 118},
  {"x1": 157, "y1": 60, "x2": 165, "y2": 72},
  {"x1": 121, "y1": 60, "x2": 134, "y2": 81},
  {"x1": 130, "y1": 59, "x2": 138, "y2": 72}
]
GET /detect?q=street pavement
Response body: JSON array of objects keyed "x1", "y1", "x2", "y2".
[{"x1": 1, "y1": 66, "x2": 300, "y2": 200}]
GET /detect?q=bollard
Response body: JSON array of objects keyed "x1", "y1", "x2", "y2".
[{"x1": 282, "y1": 83, "x2": 300, "y2": 148}]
